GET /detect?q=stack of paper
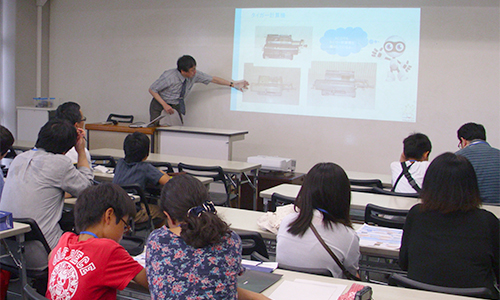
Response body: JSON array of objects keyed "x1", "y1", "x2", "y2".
[
  {"x1": 269, "y1": 279, "x2": 347, "y2": 300},
  {"x1": 356, "y1": 223, "x2": 402, "y2": 250}
]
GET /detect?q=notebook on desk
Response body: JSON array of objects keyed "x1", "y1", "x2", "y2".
[
  {"x1": 129, "y1": 115, "x2": 165, "y2": 128},
  {"x1": 237, "y1": 269, "x2": 282, "y2": 293}
]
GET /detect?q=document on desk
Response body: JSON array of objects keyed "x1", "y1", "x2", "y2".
[
  {"x1": 269, "y1": 279, "x2": 347, "y2": 300},
  {"x1": 356, "y1": 223, "x2": 402, "y2": 250}
]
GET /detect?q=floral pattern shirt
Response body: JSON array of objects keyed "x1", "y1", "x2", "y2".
[{"x1": 146, "y1": 226, "x2": 244, "y2": 299}]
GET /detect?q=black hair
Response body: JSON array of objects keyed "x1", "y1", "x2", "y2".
[
  {"x1": 177, "y1": 55, "x2": 197, "y2": 72},
  {"x1": 421, "y1": 152, "x2": 481, "y2": 213},
  {"x1": 55, "y1": 102, "x2": 82, "y2": 125},
  {"x1": 0, "y1": 125, "x2": 15, "y2": 156},
  {"x1": 288, "y1": 162, "x2": 352, "y2": 237},
  {"x1": 457, "y1": 122, "x2": 486, "y2": 141},
  {"x1": 123, "y1": 132, "x2": 150, "y2": 163},
  {"x1": 74, "y1": 183, "x2": 136, "y2": 232},
  {"x1": 160, "y1": 174, "x2": 230, "y2": 248},
  {"x1": 35, "y1": 119, "x2": 77, "y2": 154},
  {"x1": 403, "y1": 133, "x2": 432, "y2": 160}
]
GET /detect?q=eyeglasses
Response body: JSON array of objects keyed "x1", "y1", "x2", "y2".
[
  {"x1": 80, "y1": 116, "x2": 87, "y2": 122},
  {"x1": 119, "y1": 217, "x2": 131, "y2": 233}
]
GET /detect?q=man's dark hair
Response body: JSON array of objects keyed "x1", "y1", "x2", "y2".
[
  {"x1": 55, "y1": 102, "x2": 82, "y2": 125},
  {"x1": 177, "y1": 55, "x2": 196, "y2": 72},
  {"x1": 403, "y1": 133, "x2": 432, "y2": 160},
  {"x1": 74, "y1": 183, "x2": 136, "y2": 233},
  {"x1": 421, "y1": 152, "x2": 481, "y2": 213},
  {"x1": 35, "y1": 119, "x2": 77, "y2": 154},
  {"x1": 0, "y1": 125, "x2": 15, "y2": 156},
  {"x1": 457, "y1": 122, "x2": 486, "y2": 141},
  {"x1": 123, "y1": 132, "x2": 150, "y2": 163}
]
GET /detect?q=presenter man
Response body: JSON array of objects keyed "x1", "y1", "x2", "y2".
[{"x1": 149, "y1": 55, "x2": 249, "y2": 126}]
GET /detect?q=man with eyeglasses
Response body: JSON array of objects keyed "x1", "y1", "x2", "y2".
[
  {"x1": 456, "y1": 122, "x2": 500, "y2": 205},
  {"x1": 55, "y1": 102, "x2": 91, "y2": 165}
]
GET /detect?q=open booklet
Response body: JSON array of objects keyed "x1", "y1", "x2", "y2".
[{"x1": 129, "y1": 115, "x2": 165, "y2": 128}]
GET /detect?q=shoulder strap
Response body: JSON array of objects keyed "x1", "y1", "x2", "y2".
[
  {"x1": 400, "y1": 161, "x2": 421, "y2": 193},
  {"x1": 310, "y1": 223, "x2": 361, "y2": 281}
]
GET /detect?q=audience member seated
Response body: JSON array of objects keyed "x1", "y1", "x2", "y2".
[
  {"x1": 146, "y1": 174, "x2": 269, "y2": 300},
  {"x1": 0, "y1": 125, "x2": 14, "y2": 199},
  {"x1": 55, "y1": 101, "x2": 91, "y2": 165},
  {"x1": 46, "y1": 183, "x2": 148, "y2": 299},
  {"x1": 456, "y1": 122, "x2": 500, "y2": 204},
  {"x1": 390, "y1": 133, "x2": 431, "y2": 193},
  {"x1": 113, "y1": 132, "x2": 170, "y2": 225},
  {"x1": 399, "y1": 152, "x2": 499, "y2": 298},
  {"x1": 0, "y1": 119, "x2": 93, "y2": 248},
  {"x1": 276, "y1": 162, "x2": 360, "y2": 279}
]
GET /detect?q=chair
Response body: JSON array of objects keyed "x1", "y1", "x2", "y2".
[
  {"x1": 269, "y1": 192, "x2": 295, "y2": 212},
  {"x1": 23, "y1": 284, "x2": 48, "y2": 300},
  {"x1": 364, "y1": 203, "x2": 408, "y2": 230},
  {"x1": 106, "y1": 113, "x2": 134, "y2": 123},
  {"x1": 119, "y1": 184, "x2": 154, "y2": 233},
  {"x1": 388, "y1": 274, "x2": 493, "y2": 299},
  {"x1": 0, "y1": 218, "x2": 51, "y2": 295},
  {"x1": 177, "y1": 163, "x2": 236, "y2": 207},
  {"x1": 349, "y1": 179, "x2": 384, "y2": 193},
  {"x1": 371, "y1": 187, "x2": 420, "y2": 198},
  {"x1": 278, "y1": 263, "x2": 333, "y2": 277},
  {"x1": 90, "y1": 155, "x2": 117, "y2": 168},
  {"x1": 150, "y1": 161, "x2": 175, "y2": 174},
  {"x1": 233, "y1": 230, "x2": 269, "y2": 260}
]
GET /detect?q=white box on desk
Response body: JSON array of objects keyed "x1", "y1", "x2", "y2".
[{"x1": 247, "y1": 155, "x2": 296, "y2": 172}]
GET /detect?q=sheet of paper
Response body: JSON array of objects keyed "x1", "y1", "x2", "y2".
[
  {"x1": 269, "y1": 279, "x2": 347, "y2": 300},
  {"x1": 356, "y1": 223, "x2": 402, "y2": 250}
]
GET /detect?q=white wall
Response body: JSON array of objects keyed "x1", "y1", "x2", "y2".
[{"x1": 48, "y1": 0, "x2": 500, "y2": 174}]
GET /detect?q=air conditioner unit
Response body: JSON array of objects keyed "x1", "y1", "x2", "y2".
[{"x1": 247, "y1": 155, "x2": 296, "y2": 172}]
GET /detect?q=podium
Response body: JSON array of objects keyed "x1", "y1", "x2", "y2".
[{"x1": 85, "y1": 123, "x2": 158, "y2": 152}]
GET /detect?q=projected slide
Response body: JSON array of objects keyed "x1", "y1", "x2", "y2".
[{"x1": 231, "y1": 8, "x2": 421, "y2": 122}]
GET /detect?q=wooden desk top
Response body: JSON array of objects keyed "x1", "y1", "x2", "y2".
[
  {"x1": 0, "y1": 222, "x2": 31, "y2": 239},
  {"x1": 157, "y1": 126, "x2": 248, "y2": 137},
  {"x1": 90, "y1": 148, "x2": 261, "y2": 174},
  {"x1": 85, "y1": 123, "x2": 158, "y2": 135}
]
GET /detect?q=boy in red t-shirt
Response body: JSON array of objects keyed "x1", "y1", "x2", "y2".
[{"x1": 46, "y1": 183, "x2": 148, "y2": 300}]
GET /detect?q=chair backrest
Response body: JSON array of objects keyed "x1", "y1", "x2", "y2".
[
  {"x1": 388, "y1": 274, "x2": 493, "y2": 299},
  {"x1": 278, "y1": 263, "x2": 333, "y2": 277},
  {"x1": 364, "y1": 203, "x2": 408, "y2": 229},
  {"x1": 1, "y1": 218, "x2": 51, "y2": 275},
  {"x1": 349, "y1": 179, "x2": 384, "y2": 189},
  {"x1": 90, "y1": 155, "x2": 117, "y2": 168},
  {"x1": 150, "y1": 161, "x2": 175, "y2": 174},
  {"x1": 177, "y1": 163, "x2": 231, "y2": 206},
  {"x1": 269, "y1": 192, "x2": 296, "y2": 212},
  {"x1": 106, "y1": 113, "x2": 134, "y2": 123},
  {"x1": 23, "y1": 284, "x2": 48, "y2": 300},
  {"x1": 233, "y1": 230, "x2": 269, "y2": 259},
  {"x1": 372, "y1": 187, "x2": 420, "y2": 198},
  {"x1": 119, "y1": 184, "x2": 154, "y2": 233}
]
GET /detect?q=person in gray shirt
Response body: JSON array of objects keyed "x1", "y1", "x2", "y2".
[
  {"x1": 149, "y1": 55, "x2": 249, "y2": 125},
  {"x1": 0, "y1": 119, "x2": 94, "y2": 249}
]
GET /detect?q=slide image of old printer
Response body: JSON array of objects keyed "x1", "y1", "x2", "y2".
[
  {"x1": 262, "y1": 34, "x2": 307, "y2": 60},
  {"x1": 251, "y1": 76, "x2": 293, "y2": 96},
  {"x1": 313, "y1": 70, "x2": 370, "y2": 98}
]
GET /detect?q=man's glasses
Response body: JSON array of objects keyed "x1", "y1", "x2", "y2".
[{"x1": 80, "y1": 116, "x2": 87, "y2": 122}]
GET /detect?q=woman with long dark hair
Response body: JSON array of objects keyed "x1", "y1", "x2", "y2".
[
  {"x1": 146, "y1": 174, "x2": 269, "y2": 300},
  {"x1": 400, "y1": 152, "x2": 499, "y2": 298},
  {"x1": 276, "y1": 162, "x2": 360, "y2": 278}
]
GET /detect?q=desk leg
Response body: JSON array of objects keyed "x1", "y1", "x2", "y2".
[
  {"x1": 252, "y1": 169, "x2": 259, "y2": 211},
  {"x1": 263, "y1": 197, "x2": 270, "y2": 212},
  {"x1": 16, "y1": 234, "x2": 27, "y2": 300}
]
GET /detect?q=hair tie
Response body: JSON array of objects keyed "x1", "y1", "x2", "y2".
[{"x1": 187, "y1": 200, "x2": 216, "y2": 218}]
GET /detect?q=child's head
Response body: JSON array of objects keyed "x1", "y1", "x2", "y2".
[
  {"x1": 0, "y1": 125, "x2": 15, "y2": 159},
  {"x1": 160, "y1": 174, "x2": 230, "y2": 248},
  {"x1": 403, "y1": 133, "x2": 432, "y2": 161},
  {"x1": 75, "y1": 183, "x2": 136, "y2": 241},
  {"x1": 124, "y1": 132, "x2": 150, "y2": 163}
]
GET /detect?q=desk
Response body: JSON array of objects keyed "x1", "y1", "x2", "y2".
[
  {"x1": 85, "y1": 123, "x2": 158, "y2": 152},
  {"x1": 157, "y1": 126, "x2": 248, "y2": 160},
  {"x1": 260, "y1": 183, "x2": 500, "y2": 219},
  {"x1": 12, "y1": 140, "x2": 35, "y2": 152},
  {"x1": 118, "y1": 265, "x2": 474, "y2": 300},
  {"x1": 92, "y1": 170, "x2": 214, "y2": 186},
  {"x1": 0, "y1": 222, "x2": 32, "y2": 300},
  {"x1": 90, "y1": 148, "x2": 262, "y2": 209}
]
